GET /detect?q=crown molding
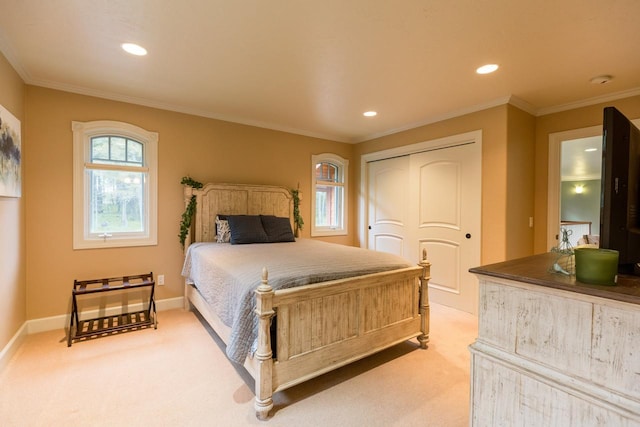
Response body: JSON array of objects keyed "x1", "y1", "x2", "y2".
[
  {"x1": 26, "y1": 77, "x2": 349, "y2": 143},
  {"x1": 507, "y1": 95, "x2": 538, "y2": 115},
  {"x1": 354, "y1": 96, "x2": 514, "y2": 143},
  {"x1": 536, "y1": 87, "x2": 640, "y2": 117}
]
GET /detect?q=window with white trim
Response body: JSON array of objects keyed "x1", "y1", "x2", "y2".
[
  {"x1": 311, "y1": 153, "x2": 348, "y2": 236},
  {"x1": 73, "y1": 121, "x2": 158, "y2": 249}
]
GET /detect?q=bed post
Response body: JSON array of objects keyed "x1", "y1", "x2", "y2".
[
  {"x1": 254, "y1": 267, "x2": 275, "y2": 420},
  {"x1": 183, "y1": 185, "x2": 194, "y2": 310},
  {"x1": 418, "y1": 249, "x2": 431, "y2": 349}
]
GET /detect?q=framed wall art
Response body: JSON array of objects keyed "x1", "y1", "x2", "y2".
[{"x1": 0, "y1": 103, "x2": 21, "y2": 197}]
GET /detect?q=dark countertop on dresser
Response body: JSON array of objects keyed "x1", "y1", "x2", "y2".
[{"x1": 469, "y1": 252, "x2": 640, "y2": 305}]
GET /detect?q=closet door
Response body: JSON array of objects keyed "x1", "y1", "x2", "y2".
[
  {"x1": 409, "y1": 142, "x2": 481, "y2": 314},
  {"x1": 366, "y1": 140, "x2": 481, "y2": 314},
  {"x1": 367, "y1": 156, "x2": 410, "y2": 257}
]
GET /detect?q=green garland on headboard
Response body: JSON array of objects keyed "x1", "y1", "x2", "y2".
[
  {"x1": 179, "y1": 176, "x2": 203, "y2": 249},
  {"x1": 290, "y1": 187, "x2": 304, "y2": 237}
]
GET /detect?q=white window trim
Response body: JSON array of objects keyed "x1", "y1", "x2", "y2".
[
  {"x1": 72, "y1": 120, "x2": 158, "y2": 249},
  {"x1": 311, "y1": 153, "x2": 348, "y2": 237}
]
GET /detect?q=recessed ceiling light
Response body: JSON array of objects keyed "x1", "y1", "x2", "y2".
[
  {"x1": 476, "y1": 64, "x2": 499, "y2": 74},
  {"x1": 585, "y1": 148, "x2": 598, "y2": 152},
  {"x1": 122, "y1": 43, "x2": 147, "y2": 56},
  {"x1": 363, "y1": 111, "x2": 377, "y2": 117}
]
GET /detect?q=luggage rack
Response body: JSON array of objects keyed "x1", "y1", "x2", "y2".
[{"x1": 68, "y1": 272, "x2": 157, "y2": 346}]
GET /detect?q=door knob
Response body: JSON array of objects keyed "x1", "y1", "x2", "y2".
[{"x1": 465, "y1": 233, "x2": 471, "y2": 239}]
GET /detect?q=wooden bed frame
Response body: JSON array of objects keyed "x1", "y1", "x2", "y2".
[{"x1": 183, "y1": 182, "x2": 431, "y2": 419}]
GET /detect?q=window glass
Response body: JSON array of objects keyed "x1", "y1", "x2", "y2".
[
  {"x1": 91, "y1": 137, "x2": 109, "y2": 161},
  {"x1": 111, "y1": 137, "x2": 127, "y2": 162},
  {"x1": 127, "y1": 140, "x2": 143, "y2": 163},
  {"x1": 91, "y1": 136, "x2": 144, "y2": 166},
  {"x1": 316, "y1": 162, "x2": 338, "y2": 182},
  {"x1": 89, "y1": 170, "x2": 145, "y2": 234},
  {"x1": 315, "y1": 183, "x2": 342, "y2": 228}
]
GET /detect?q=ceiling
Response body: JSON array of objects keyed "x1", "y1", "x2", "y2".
[
  {"x1": 561, "y1": 135, "x2": 602, "y2": 181},
  {"x1": 1, "y1": 1, "x2": 639, "y2": 143}
]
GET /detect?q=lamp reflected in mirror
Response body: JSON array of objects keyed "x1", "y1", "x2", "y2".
[{"x1": 574, "y1": 184, "x2": 585, "y2": 194}]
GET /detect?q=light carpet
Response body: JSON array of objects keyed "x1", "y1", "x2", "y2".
[{"x1": 0, "y1": 303, "x2": 477, "y2": 426}]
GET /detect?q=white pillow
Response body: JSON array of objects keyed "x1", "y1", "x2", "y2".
[{"x1": 215, "y1": 216, "x2": 230, "y2": 243}]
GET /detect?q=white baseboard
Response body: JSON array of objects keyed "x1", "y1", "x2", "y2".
[
  {"x1": 1, "y1": 296, "x2": 184, "y2": 371},
  {"x1": 27, "y1": 296, "x2": 184, "y2": 334},
  {"x1": 0, "y1": 321, "x2": 28, "y2": 374}
]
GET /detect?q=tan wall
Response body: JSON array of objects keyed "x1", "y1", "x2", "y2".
[
  {"x1": 0, "y1": 53, "x2": 25, "y2": 349},
  {"x1": 354, "y1": 105, "x2": 516, "y2": 265},
  {"x1": 17, "y1": 73, "x2": 640, "y2": 323},
  {"x1": 24, "y1": 86, "x2": 353, "y2": 319},
  {"x1": 506, "y1": 104, "x2": 536, "y2": 259},
  {"x1": 533, "y1": 95, "x2": 640, "y2": 253}
]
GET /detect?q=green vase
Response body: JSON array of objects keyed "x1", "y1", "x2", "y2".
[{"x1": 574, "y1": 248, "x2": 619, "y2": 286}]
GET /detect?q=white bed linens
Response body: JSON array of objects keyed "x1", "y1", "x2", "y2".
[{"x1": 181, "y1": 238, "x2": 412, "y2": 363}]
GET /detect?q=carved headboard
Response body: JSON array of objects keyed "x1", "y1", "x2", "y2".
[{"x1": 184, "y1": 183, "x2": 293, "y2": 245}]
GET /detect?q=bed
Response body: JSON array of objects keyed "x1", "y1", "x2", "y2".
[{"x1": 181, "y1": 182, "x2": 431, "y2": 419}]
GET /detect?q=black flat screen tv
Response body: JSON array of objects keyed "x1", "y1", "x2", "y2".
[{"x1": 600, "y1": 106, "x2": 640, "y2": 275}]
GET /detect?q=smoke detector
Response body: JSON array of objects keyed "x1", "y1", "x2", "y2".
[{"x1": 590, "y1": 75, "x2": 613, "y2": 85}]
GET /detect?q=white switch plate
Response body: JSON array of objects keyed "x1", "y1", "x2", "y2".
[{"x1": 158, "y1": 274, "x2": 165, "y2": 285}]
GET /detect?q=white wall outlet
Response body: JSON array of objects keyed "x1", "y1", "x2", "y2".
[{"x1": 157, "y1": 274, "x2": 165, "y2": 285}]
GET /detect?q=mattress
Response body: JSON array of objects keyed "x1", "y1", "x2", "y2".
[{"x1": 181, "y1": 238, "x2": 412, "y2": 363}]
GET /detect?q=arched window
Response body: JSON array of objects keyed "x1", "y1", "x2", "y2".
[
  {"x1": 311, "y1": 153, "x2": 348, "y2": 236},
  {"x1": 73, "y1": 121, "x2": 158, "y2": 249}
]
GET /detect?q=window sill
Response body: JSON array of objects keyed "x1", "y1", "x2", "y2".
[
  {"x1": 73, "y1": 237, "x2": 157, "y2": 250},
  {"x1": 311, "y1": 229, "x2": 347, "y2": 237}
]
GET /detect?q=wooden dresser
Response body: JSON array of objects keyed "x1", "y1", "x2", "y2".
[{"x1": 469, "y1": 253, "x2": 640, "y2": 426}]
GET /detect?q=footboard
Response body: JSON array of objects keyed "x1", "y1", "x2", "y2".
[{"x1": 253, "y1": 253, "x2": 431, "y2": 419}]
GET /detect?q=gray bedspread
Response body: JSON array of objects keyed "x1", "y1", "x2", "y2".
[{"x1": 181, "y1": 238, "x2": 412, "y2": 364}]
